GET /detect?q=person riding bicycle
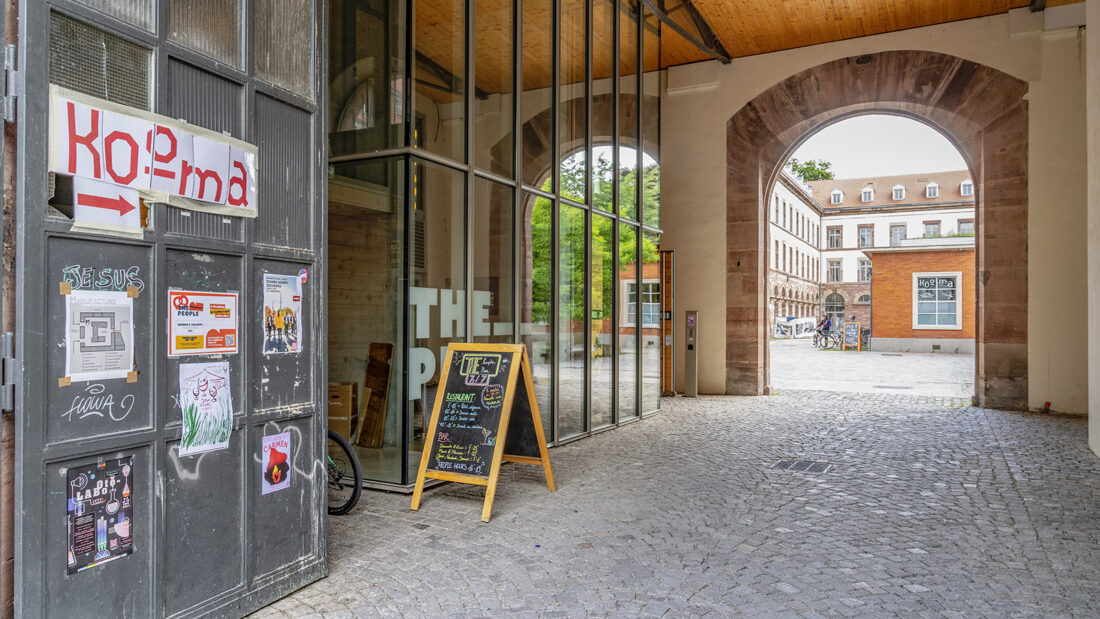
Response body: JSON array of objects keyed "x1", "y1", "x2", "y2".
[{"x1": 816, "y1": 315, "x2": 832, "y2": 335}]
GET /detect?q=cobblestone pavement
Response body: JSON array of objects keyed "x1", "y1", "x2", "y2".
[
  {"x1": 255, "y1": 391, "x2": 1100, "y2": 618},
  {"x1": 770, "y1": 339, "x2": 974, "y2": 398}
]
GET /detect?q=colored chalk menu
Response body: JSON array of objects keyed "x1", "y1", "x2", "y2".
[{"x1": 412, "y1": 343, "x2": 555, "y2": 522}]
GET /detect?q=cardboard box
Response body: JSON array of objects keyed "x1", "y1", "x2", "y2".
[{"x1": 328, "y1": 382, "x2": 359, "y2": 439}]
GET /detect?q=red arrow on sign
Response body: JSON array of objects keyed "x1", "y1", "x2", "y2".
[{"x1": 76, "y1": 192, "x2": 137, "y2": 216}]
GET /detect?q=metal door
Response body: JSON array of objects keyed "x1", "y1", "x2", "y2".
[{"x1": 14, "y1": 1, "x2": 327, "y2": 616}]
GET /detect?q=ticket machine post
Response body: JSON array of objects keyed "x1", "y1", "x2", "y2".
[{"x1": 685, "y1": 311, "x2": 698, "y2": 397}]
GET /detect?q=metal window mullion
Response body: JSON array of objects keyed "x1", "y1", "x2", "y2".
[
  {"x1": 635, "y1": 0, "x2": 644, "y2": 417},
  {"x1": 610, "y1": 0, "x2": 621, "y2": 425},
  {"x1": 582, "y1": 0, "x2": 593, "y2": 435},
  {"x1": 465, "y1": 0, "x2": 475, "y2": 343},
  {"x1": 549, "y1": 0, "x2": 561, "y2": 445},
  {"x1": 513, "y1": 0, "x2": 523, "y2": 345}
]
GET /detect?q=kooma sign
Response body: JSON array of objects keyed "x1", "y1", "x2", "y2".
[{"x1": 48, "y1": 85, "x2": 258, "y2": 225}]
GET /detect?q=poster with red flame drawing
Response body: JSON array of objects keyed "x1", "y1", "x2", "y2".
[
  {"x1": 262, "y1": 432, "x2": 291, "y2": 495},
  {"x1": 178, "y1": 362, "x2": 233, "y2": 456}
]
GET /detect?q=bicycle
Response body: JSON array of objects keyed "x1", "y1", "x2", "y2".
[{"x1": 326, "y1": 429, "x2": 362, "y2": 515}]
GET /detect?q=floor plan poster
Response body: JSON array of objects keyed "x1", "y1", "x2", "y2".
[
  {"x1": 65, "y1": 290, "x2": 135, "y2": 382},
  {"x1": 178, "y1": 362, "x2": 233, "y2": 456},
  {"x1": 262, "y1": 274, "x2": 303, "y2": 355},
  {"x1": 168, "y1": 289, "x2": 239, "y2": 356},
  {"x1": 261, "y1": 432, "x2": 291, "y2": 495},
  {"x1": 67, "y1": 456, "x2": 134, "y2": 575}
]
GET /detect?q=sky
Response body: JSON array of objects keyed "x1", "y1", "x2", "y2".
[{"x1": 788, "y1": 114, "x2": 968, "y2": 179}]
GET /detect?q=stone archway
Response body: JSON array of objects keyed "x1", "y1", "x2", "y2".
[{"x1": 726, "y1": 50, "x2": 1028, "y2": 410}]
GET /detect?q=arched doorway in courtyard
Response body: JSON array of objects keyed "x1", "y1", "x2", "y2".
[{"x1": 727, "y1": 50, "x2": 1029, "y2": 410}]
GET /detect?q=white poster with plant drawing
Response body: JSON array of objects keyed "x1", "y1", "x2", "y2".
[{"x1": 178, "y1": 362, "x2": 233, "y2": 456}]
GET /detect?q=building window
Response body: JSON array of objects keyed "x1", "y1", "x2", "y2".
[
  {"x1": 774, "y1": 196, "x2": 779, "y2": 222},
  {"x1": 625, "y1": 281, "x2": 661, "y2": 327},
  {"x1": 827, "y1": 259, "x2": 841, "y2": 283},
  {"x1": 924, "y1": 221, "x2": 941, "y2": 238},
  {"x1": 782, "y1": 202, "x2": 787, "y2": 228},
  {"x1": 958, "y1": 219, "x2": 975, "y2": 236},
  {"x1": 926, "y1": 182, "x2": 939, "y2": 198},
  {"x1": 961, "y1": 179, "x2": 973, "y2": 196},
  {"x1": 914, "y1": 272, "x2": 962, "y2": 329},
  {"x1": 775, "y1": 240, "x2": 779, "y2": 268},
  {"x1": 830, "y1": 190, "x2": 842, "y2": 205},
  {"x1": 858, "y1": 258, "x2": 871, "y2": 282},
  {"x1": 857, "y1": 294, "x2": 871, "y2": 304},
  {"x1": 827, "y1": 227, "x2": 841, "y2": 249},
  {"x1": 861, "y1": 187, "x2": 873, "y2": 202},
  {"x1": 858, "y1": 225, "x2": 873, "y2": 248},
  {"x1": 825, "y1": 293, "x2": 845, "y2": 326},
  {"x1": 890, "y1": 224, "x2": 906, "y2": 246},
  {"x1": 892, "y1": 184, "x2": 905, "y2": 200}
]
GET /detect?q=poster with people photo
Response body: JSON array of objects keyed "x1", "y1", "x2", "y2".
[
  {"x1": 66, "y1": 456, "x2": 134, "y2": 574},
  {"x1": 262, "y1": 274, "x2": 303, "y2": 355}
]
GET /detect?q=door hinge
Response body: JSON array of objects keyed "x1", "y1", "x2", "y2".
[
  {"x1": 1, "y1": 332, "x2": 14, "y2": 411},
  {"x1": 2, "y1": 44, "x2": 16, "y2": 124}
]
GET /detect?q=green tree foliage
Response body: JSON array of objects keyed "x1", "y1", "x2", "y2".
[
  {"x1": 529, "y1": 149, "x2": 660, "y2": 324},
  {"x1": 787, "y1": 158, "x2": 835, "y2": 181}
]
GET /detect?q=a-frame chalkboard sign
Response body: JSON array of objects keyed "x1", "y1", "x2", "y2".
[{"x1": 410, "y1": 343, "x2": 556, "y2": 522}]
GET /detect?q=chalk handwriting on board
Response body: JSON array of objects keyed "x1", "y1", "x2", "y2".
[
  {"x1": 62, "y1": 264, "x2": 145, "y2": 293},
  {"x1": 62, "y1": 383, "x2": 135, "y2": 422}
]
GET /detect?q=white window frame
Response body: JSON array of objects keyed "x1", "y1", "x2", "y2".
[
  {"x1": 912, "y1": 271, "x2": 963, "y2": 330},
  {"x1": 858, "y1": 258, "x2": 872, "y2": 282},
  {"x1": 892, "y1": 184, "x2": 905, "y2": 200},
  {"x1": 959, "y1": 220, "x2": 975, "y2": 236},
  {"x1": 890, "y1": 223, "x2": 906, "y2": 247},
  {"x1": 830, "y1": 190, "x2": 842, "y2": 205},
  {"x1": 856, "y1": 294, "x2": 871, "y2": 304},
  {"x1": 926, "y1": 182, "x2": 939, "y2": 198},
  {"x1": 960, "y1": 179, "x2": 973, "y2": 197},
  {"x1": 827, "y1": 259, "x2": 842, "y2": 283},
  {"x1": 623, "y1": 280, "x2": 661, "y2": 328},
  {"x1": 861, "y1": 188, "x2": 873, "y2": 202}
]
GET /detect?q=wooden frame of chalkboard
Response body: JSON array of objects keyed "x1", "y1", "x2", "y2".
[
  {"x1": 410, "y1": 343, "x2": 556, "y2": 522},
  {"x1": 843, "y1": 321, "x2": 861, "y2": 351}
]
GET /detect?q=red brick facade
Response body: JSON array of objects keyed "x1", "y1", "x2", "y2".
[{"x1": 869, "y1": 249, "x2": 975, "y2": 340}]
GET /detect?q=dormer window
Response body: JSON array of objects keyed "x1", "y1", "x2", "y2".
[
  {"x1": 830, "y1": 190, "x2": 842, "y2": 205},
  {"x1": 861, "y1": 187, "x2": 873, "y2": 202},
  {"x1": 926, "y1": 182, "x2": 939, "y2": 198},
  {"x1": 960, "y1": 179, "x2": 973, "y2": 197},
  {"x1": 892, "y1": 184, "x2": 905, "y2": 200}
]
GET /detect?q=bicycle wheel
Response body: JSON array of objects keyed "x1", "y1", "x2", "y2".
[{"x1": 326, "y1": 430, "x2": 362, "y2": 515}]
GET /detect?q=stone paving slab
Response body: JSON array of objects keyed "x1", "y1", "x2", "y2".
[
  {"x1": 770, "y1": 339, "x2": 975, "y2": 398},
  {"x1": 253, "y1": 391, "x2": 1100, "y2": 617}
]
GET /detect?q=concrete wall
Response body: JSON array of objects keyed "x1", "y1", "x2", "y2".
[{"x1": 661, "y1": 9, "x2": 1090, "y2": 414}]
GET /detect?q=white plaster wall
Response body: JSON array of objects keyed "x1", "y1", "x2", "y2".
[
  {"x1": 822, "y1": 208, "x2": 975, "y2": 281},
  {"x1": 661, "y1": 9, "x2": 1089, "y2": 413}
]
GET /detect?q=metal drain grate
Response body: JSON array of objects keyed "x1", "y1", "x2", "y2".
[{"x1": 771, "y1": 459, "x2": 832, "y2": 474}]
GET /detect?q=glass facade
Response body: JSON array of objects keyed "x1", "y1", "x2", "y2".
[{"x1": 327, "y1": 0, "x2": 662, "y2": 486}]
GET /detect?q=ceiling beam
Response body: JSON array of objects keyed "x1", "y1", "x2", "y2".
[{"x1": 642, "y1": 0, "x2": 731, "y2": 64}]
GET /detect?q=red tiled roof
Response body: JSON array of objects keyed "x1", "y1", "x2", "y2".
[{"x1": 806, "y1": 170, "x2": 974, "y2": 210}]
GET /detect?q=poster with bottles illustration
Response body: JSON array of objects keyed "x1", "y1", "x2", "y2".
[
  {"x1": 66, "y1": 456, "x2": 134, "y2": 574},
  {"x1": 261, "y1": 432, "x2": 291, "y2": 495}
]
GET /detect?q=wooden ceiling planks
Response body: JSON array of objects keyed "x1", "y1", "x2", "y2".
[{"x1": 660, "y1": 0, "x2": 1052, "y2": 67}]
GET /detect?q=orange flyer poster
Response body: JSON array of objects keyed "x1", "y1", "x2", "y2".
[{"x1": 168, "y1": 289, "x2": 239, "y2": 356}]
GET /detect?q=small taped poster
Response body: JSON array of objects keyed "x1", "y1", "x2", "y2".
[
  {"x1": 262, "y1": 274, "x2": 303, "y2": 355},
  {"x1": 262, "y1": 432, "x2": 291, "y2": 495},
  {"x1": 65, "y1": 290, "x2": 135, "y2": 382},
  {"x1": 67, "y1": 456, "x2": 134, "y2": 574},
  {"x1": 179, "y1": 362, "x2": 233, "y2": 456},
  {"x1": 168, "y1": 289, "x2": 238, "y2": 356}
]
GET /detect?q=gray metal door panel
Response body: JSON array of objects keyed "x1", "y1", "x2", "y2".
[{"x1": 16, "y1": 1, "x2": 327, "y2": 617}]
